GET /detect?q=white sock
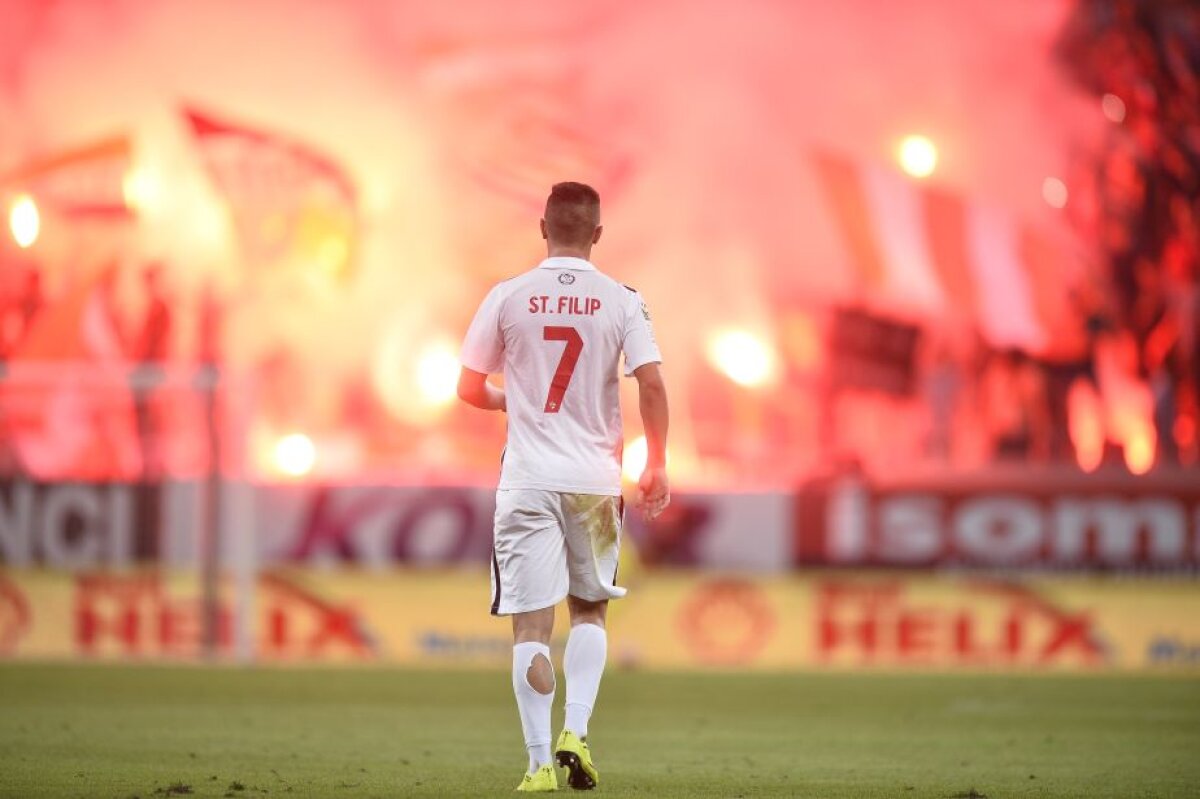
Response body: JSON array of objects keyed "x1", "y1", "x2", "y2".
[
  {"x1": 512, "y1": 642, "x2": 555, "y2": 771},
  {"x1": 563, "y1": 623, "x2": 607, "y2": 738}
]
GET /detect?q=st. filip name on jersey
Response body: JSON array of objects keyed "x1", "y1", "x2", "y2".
[{"x1": 528, "y1": 295, "x2": 604, "y2": 315}]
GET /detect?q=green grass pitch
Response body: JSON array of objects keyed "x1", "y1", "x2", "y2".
[{"x1": 1, "y1": 665, "x2": 1197, "y2": 798}]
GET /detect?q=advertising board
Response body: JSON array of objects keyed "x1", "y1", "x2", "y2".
[
  {"x1": 3, "y1": 568, "x2": 1197, "y2": 672},
  {"x1": 797, "y1": 471, "x2": 1200, "y2": 570},
  {"x1": 0, "y1": 481, "x2": 789, "y2": 571}
]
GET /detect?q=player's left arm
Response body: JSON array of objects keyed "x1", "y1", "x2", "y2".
[
  {"x1": 622, "y1": 289, "x2": 669, "y2": 519},
  {"x1": 457, "y1": 367, "x2": 506, "y2": 411}
]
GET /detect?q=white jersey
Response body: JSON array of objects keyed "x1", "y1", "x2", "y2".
[{"x1": 460, "y1": 256, "x2": 661, "y2": 495}]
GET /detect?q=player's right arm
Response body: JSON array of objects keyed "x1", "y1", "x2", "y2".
[
  {"x1": 633, "y1": 362, "x2": 670, "y2": 520},
  {"x1": 458, "y1": 284, "x2": 507, "y2": 412},
  {"x1": 457, "y1": 367, "x2": 506, "y2": 411}
]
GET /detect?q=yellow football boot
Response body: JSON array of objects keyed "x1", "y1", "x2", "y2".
[
  {"x1": 516, "y1": 763, "x2": 558, "y2": 792},
  {"x1": 555, "y1": 730, "x2": 598, "y2": 790}
]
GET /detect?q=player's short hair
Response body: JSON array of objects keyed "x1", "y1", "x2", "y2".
[{"x1": 544, "y1": 182, "x2": 600, "y2": 246}]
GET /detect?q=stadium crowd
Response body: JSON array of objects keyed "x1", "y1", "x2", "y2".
[
  {"x1": 1057, "y1": 0, "x2": 1200, "y2": 466},
  {"x1": 1, "y1": 0, "x2": 1197, "y2": 485}
]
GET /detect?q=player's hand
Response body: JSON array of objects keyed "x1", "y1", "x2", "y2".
[{"x1": 637, "y1": 465, "x2": 670, "y2": 521}]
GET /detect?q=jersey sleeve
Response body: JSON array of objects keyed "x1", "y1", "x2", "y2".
[
  {"x1": 460, "y1": 284, "x2": 507, "y2": 374},
  {"x1": 622, "y1": 289, "x2": 662, "y2": 376}
]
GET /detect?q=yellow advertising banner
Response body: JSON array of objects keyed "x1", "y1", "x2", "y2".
[{"x1": 1, "y1": 568, "x2": 1198, "y2": 672}]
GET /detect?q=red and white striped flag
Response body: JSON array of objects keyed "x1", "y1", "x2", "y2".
[{"x1": 813, "y1": 149, "x2": 1078, "y2": 353}]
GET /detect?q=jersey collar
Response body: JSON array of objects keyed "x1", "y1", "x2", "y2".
[{"x1": 538, "y1": 256, "x2": 596, "y2": 271}]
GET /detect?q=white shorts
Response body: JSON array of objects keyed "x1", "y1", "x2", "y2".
[{"x1": 490, "y1": 489, "x2": 628, "y2": 616}]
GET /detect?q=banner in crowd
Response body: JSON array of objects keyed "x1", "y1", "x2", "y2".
[
  {"x1": 827, "y1": 307, "x2": 921, "y2": 396},
  {"x1": 812, "y1": 149, "x2": 1080, "y2": 355},
  {"x1": 183, "y1": 107, "x2": 358, "y2": 279},
  {"x1": 0, "y1": 136, "x2": 133, "y2": 219},
  {"x1": 1, "y1": 569, "x2": 1197, "y2": 672},
  {"x1": 796, "y1": 471, "x2": 1200, "y2": 570}
]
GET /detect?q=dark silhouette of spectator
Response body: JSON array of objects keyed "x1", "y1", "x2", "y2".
[
  {"x1": 922, "y1": 335, "x2": 962, "y2": 463},
  {"x1": 197, "y1": 281, "x2": 222, "y2": 367},
  {"x1": 0, "y1": 267, "x2": 39, "y2": 473},
  {"x1": 15, "y1": 269, "x2": 43, "y2": 348},
  {"x1": 133, "y1": 263, "x2": 172, "y2": 480},
  {"x1": 137, "y1": 264, "x2": 172, "y2": 364},
  {"x1": 1042, "y1": 285, "x2": 1110, "y2": 464},
  {"x1": 130, "y1": 264, "x2": 173, "y2": 562},
  {"x1": 1145, "y1": 236, "x2": 1200, "y2": 465},
  {"x1": 0, "y1": 265, "x2": 42, "y2": 357},
  {"x1": 981, "y1": 348, "x2": 1052, "y2": 463}
]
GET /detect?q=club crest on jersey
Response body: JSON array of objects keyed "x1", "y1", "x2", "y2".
[{"x1": 558, "y1": 272, "x2": 576, "y2": 285}]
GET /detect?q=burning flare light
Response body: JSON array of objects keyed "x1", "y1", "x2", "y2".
[{"x1": 9, "y1": 194, "x2": 40, "y2": 248}]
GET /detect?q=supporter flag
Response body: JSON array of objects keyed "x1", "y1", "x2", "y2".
[
  {"x1": 813, "y1": 149, "x2": 1080, "y2": 354},
  {"x1": 182, "y1": 107, "x2": 358, "y2": 280},
  {"x1": 0, "y1": 136, "x2": 133, "y2": 219}
]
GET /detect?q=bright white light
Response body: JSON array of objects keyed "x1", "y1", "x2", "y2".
[
  {"x1": 1042, "y1": 177, "x2": 1069, "y2": 209},
  {"x1": 897, "y1": 135, "x2": 938, "y2": 179},
  {"x1": 1101, "y1": 93, "x2": 1126, "y2": 124},
  {"x1": 623, "y1": 436, "x2": 648, "y2": 483},
  {"x1": 707, "y1": 329, "x2": 775, "y2": 387},
  {"x1": 622, "y1": 435, "x2": 670, "y2": 483},
  {"x1": 122, "y1": 168, "x2": 162, "y2": 213},
  {"x1": 9, "y1": 195, "x2": 40, "y2": 248},
  {"x1": 415, "y1": 342, "x2": 461, "y2": 406},
  {"x1": 192, "y1": 201, "x2": 231, "y2": 247},
  {"x1": 273, "y1": 433, "x2": 316, "y2": 477}
]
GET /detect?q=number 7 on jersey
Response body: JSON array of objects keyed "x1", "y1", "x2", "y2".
[{"x1": 543, "y1": 326, "x2": 583, "y2": 413}]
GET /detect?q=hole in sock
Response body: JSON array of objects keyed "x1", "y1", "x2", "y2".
[{"x1": 526, "y1": 652, "x2": 555, "y2": 695}]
